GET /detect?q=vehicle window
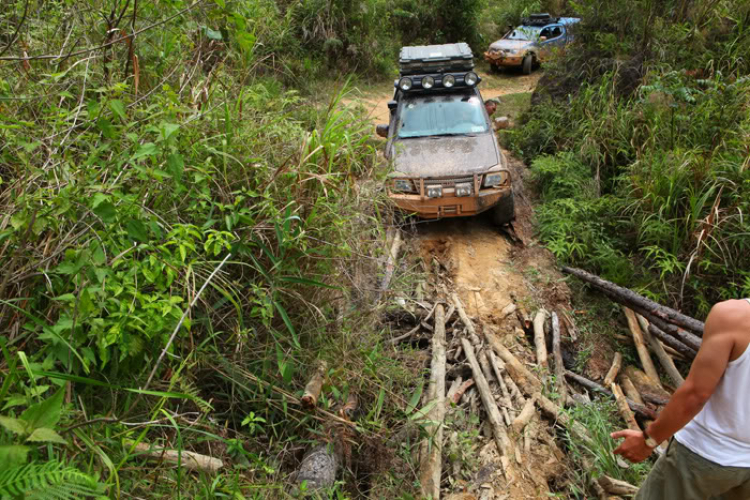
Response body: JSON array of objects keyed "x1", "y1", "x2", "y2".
[
  {"x1": 539, "y1": 27, "x2": 552, "y2": 38},
  {"x1": 551, "y1": 26, "x2": 563, "y2": 38},
  {"x1": 506, "y1": 26, "x2": 541, "y2": 41},
  {"x1": 396, "y1": 94, "x2": 489, "y2": 139}
]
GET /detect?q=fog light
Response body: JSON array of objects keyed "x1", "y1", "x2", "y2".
[
  {"x1": 455, "y1": 182, "x2": 472, "y2": 197},
  {"x1": 422, "y1": 76, "x2": 435, "y2": 89},
  {"x1": 426, "y1": 186, "x2": 443, "y2": 198},
  {"x1": 442, "y1": 74, "x2": 455, "y2": 88},
  {"x1": 398, "y1": 77, "x2": 413, "y2": 91},
  {"x1": 465, "y1": 72, "x2": 479, "y2": 86},
  {"x1": 393, "y1": 179, "x2": 414, "y2": 192}
]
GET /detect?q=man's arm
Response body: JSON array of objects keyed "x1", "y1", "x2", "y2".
[{"x1": 611, "y1": 301, "x2": 739, "y2": 462}]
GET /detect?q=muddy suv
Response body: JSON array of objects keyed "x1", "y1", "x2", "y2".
[
  {"x1": 484, "y1": 14, "x2": 580, "y2": 74},
  {"x1": 377, "y1": 43, "x2": 514, "y2": 225}
]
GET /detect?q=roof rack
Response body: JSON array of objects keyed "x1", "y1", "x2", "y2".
[
  {"x1": 399, "y1": 43, "x2": 474, "y2": 76},
  {"x1": 521, "y1": 13, "x2": 559, "y2": 27}
]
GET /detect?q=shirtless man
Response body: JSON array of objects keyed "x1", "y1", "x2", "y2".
[{"x1": 611, "y1": 299, "x2": 750, "y2": 499}]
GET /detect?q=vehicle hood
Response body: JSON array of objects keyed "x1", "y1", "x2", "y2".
[
  {"x1": 390, "y1": 134, "x2": 500, "y2": 177},
  {"x1": 489, "y1": 39, "x2": 535, "y2": 51}
]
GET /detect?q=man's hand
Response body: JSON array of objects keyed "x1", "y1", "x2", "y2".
[{"x1": 611, "y1": 429, "x2": 654, "y2": 463}]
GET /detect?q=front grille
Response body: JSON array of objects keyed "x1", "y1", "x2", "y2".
[{"x1": 423, "y1": 176, "x2": 475, "y2": 187}]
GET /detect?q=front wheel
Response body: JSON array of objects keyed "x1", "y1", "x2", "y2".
[
  {"x1": 491, "y1": 193, "x2": 515, "y2": 226},
  {"x1": 522, "y1": 55, "x2": 534, "y2": 75}
]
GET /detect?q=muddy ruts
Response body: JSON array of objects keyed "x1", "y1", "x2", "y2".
[{"x1": 561, "y1": 266, "x2": 705, "y2": 336}]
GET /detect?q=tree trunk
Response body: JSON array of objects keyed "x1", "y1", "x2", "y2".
[
  {"x1": 565, "y1": 371, "x2": 657, "y2": 420},
  {"x1": 637, "y1": 314, "x2": 685, "y2": 387},
  {"x1": 550, "y1": 312, "x2": 568, "y2": 402},
  {"x1": 533, "y1": 309, "x2": 549, "y2": 370},
  {"x1": 622, "y1": 307, "x2": 662, "y2": 388}
]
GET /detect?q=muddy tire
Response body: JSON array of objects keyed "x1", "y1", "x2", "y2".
[
  {"x1": 522, "y1": 55, "x2": 534, "y2": 75},
  {"x1": 491, "y1": 193, "x2": 515, "y2": 226}
]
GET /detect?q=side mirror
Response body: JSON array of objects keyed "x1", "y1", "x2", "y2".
[
  {"x1": 387, "y1": 100, "x2": 397, "y2": 110},
  {"x1": 376, "y1": 124, "x2": 389, "y2": 138}
]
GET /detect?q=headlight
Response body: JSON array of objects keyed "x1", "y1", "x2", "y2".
[
  {"x1": 455, "y1": 182, "x2": 472, "y2": 197},
  {"x1": 442, "y1": 74, "x2": 455, "y2": 88},
  {"x1": 393, "y1": 179, "x2": 414, "y2": 192},
  {"x1": 398, "y1": 77, "x2": 413, "y2": 91},
  {"x1": 484, "y1": 172, "x2": 507, "y2": 187},
  {"x1": 465, "y1": 72, "x2": 479, "y2": 86},
  {"x1": 426, "y1": 186, "x2": 443, "y2": 198},
  {"x1": 421, "y1": 76, "x2": 435, "y2": 89}
]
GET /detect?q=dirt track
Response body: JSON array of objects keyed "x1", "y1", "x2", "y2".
[{"x1": 353, "y1": 70, "x2": 580, "y2": 498}]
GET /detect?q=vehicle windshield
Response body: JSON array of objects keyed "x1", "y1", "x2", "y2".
[
  {"x1": 505, "y1": 26, "x2": 541, "y2": 41},
  {"x1": 396, "y1": 93, "x2": 489, "y2": 139}
]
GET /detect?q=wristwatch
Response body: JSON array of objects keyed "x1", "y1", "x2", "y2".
[{"x1": 643, "y1": 429, "x2": 659, "y2": 448}]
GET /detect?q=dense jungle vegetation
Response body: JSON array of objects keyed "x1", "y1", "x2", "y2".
[
  {"x1": 509, "y1": 0, "x2": 750, "y2": 316},
  {"x1": 1, "y1": 0, "x2": 748, "y2": 497}
]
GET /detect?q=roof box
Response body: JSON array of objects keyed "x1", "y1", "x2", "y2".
[
  {"x1": 521, "y1": 13, "x2": 558, "y2": 26},
  {"x1": 399, "y1": 43, "x2": 474, "y2": 76}
]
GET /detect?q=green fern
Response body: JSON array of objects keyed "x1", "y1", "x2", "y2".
[{"x1": 0, "y1": 461, "x2": 103, "y2": 500}]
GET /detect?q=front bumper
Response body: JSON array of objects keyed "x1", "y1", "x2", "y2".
[
  {"x1": 484, "y1": 51, "x2": 524, "y2": 67},
  {"x1": 389, "y1": 185, "x2": 512, "y2": 219}
]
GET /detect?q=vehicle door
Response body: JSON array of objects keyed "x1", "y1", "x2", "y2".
[{"x1": 538, "y1": 25, "x2": 565, "y2": 61}]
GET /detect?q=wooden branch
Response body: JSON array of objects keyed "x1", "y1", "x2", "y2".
[
  {"x1": 534, "y1": 392, "x2": 591, "y2": 444},
  {"x1": 620, "y1": 376, "x2": 645, "y2": 406},
  {"x1": 622, "y1": 307, "x2": 662, "y2": 389},
  {"x1": 487, "y1": 350, "x2": 515, "y2": 411},
  {"x1": 485, "y1": 332, "x2": 542, "y2": 395},
  {"x1": 533, "y1": 309, "x2": 549, "y2": 370},
  {"x1": 461, "y1": 338, "x2": 513, "y2": 459},
  {"x1": 133, "y1": 442, "x2": 223, "y2": 472},
  {"x1": 301, "y1": 361, "x2": 328, "y2": 410},
  {"x1": 637, "y1": 314, "x2": 685, "y2": 387},
  {"x1": 550, "y1": 312, "x2": 568, "y2": 402},
  {"x1": 564, "y1": 371, "x2": 657, "y2": 420},
  {"x1": 451, "y1": 379, "x2": 475, "y2": 405},
  {"x1": 647, "y1": 320, "x2": 698, "y2": 358},
  {"x1": 419, "y1": 305, "x2": 447, "y2": 500},
  {"x1": 603, "y1": 353, "x2": 623, "y2": 388},
  {"x1": 480, "y1": 350, "x2": 511, "y2": 425},
  {"x1": 623, "y1": 366, "x2": 671, "y2": 404},
  {"x1": 561, "y1": 266, "x2": 705, "y2": 335},
  {"x1": 452, "y1": 293, "x2": 480, "y2": 344},
  {"x1": 379, "y1": 230, "x2": 403, "y2": 296},
  {"x1": 512, "y1": 396, "x2": 537, "y2": 434},
  {"x1": 597, "y1": 475, "x2": 638, "y2": 496},
  {"x1": 611, "y1": 383, "x2": 639, "y2": 431}
]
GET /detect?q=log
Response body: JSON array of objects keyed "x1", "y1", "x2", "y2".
[
  {"x1": 451, "y1": 379, "x2": 475, "y2": 405},
  {"x1": 379, "y1": 230, "x2": 403, "y2": 295},
  {"x1": 622, "y1": 307, "x2": 662, "y2": 389},
  {"x1": 597, "y1": 475, "x2": 639, "y2": 496},
  {"x1": 534, "y1": 392, "x2": 591, "y2": 444},
  {"x1": 603, "y1": 353, "x2": 623, "y2": 388},
  {"x1": 461, "y1": 338, "x2": 513, "y2": 460},
  {"x1": 419, "y1": 305, "x2": 447, "y2": 499},
  {"x1": 564, "y1": 371, "x2": 657, "y2": 420},
  {"x1": 480, "y1": 350, "x2": 511, "y2": 425},
  {"x1": 637, "y1": 314, "x2": 685, "y2": 387},
  {"x1": 550, "y1": 312, "x2": 568, "y2": 402},
  {"x1": 485, "y1": 332, "x2": 542, "y2": 395},
  {"x1": 640, "y1": 311, "x2": 702, "y2": 352},
  {"x1": 533, "y1": 309, "x2": 549, "y2": 370},
  {"x1": 623, "y1": 366, "x2": 671, "y2": 403},
  {"x1": 611, "y1": 383, "x2": 639, "y2": 431},
  {"x1": 446, "y1": 377, "x2": 463, "y2": 403},
  {"x1": 133, "y1": 442, "x2": 223, "y2": 472},
  {"x1": 487, "y1": 350, "x2": 513, "y2": 407},
  {"x1": 561, "y1": 266, "x2": 704, "y2": 335},
  {"x1": 619, "y1": 376, "x2": 645, "y2": 406},
  {"x1": 452, "y1": 293, "x2": 479, "y2": 341},
  {"x1": 512, "y1": 396, "x2": 537, "y2": 434},
  {"x1": 301, "y1": 361, "x2": 328, "y2": 410},
  {"x1": 647, "y1": 321, "x2": 697, "y2": 358}
]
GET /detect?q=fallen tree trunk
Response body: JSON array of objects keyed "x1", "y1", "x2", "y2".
[
  {"x1": 622, "y1": 307, "x2": 662, "y2": 388},
  {"x1": 512, "y1": 396, "x2": 537, "y2": 434},
  {"x1": 603, "y1": 353, "x2": 623, "y2": 388},
  {"x1": 623, "y1": 366, "x2": 671, "y2": 404},
  {"x1": 564, "y1": 371, "x2": 657, "y2": 420},
  {"x1": 133, "y1": 442, "x2": 223, "y2": 472},
  {"x1": 611, "y1": 383, "x2": 640, "y2": 431},
  {"x1": 419, "y1": 304, "x2": 447, "y2": 500},
  {"x1": 295, "y1": 443, "x2": 340, "y2": 491},
  {"x1": 485, "y1": 333, "x2": 542, "y2": 395},
  {"x1": 462, "y1": 338, "x2": 513, "y2": 460},
  {"x1": 561, "y1": 266, "x2": 704, "y2": 335},
  {"x1": 533, "y1": 309, "x2": 549, "y2": 370},
  {"x1": 641, "y1": 311, "x2": 702, "y2": 352},
  {"x1": 551, "y1": 312, "x2": 568, "y2": 402},
  {"x1": 301, "y1": 361, "x2": 328, "y2": 410},
  {"x1": 637, "y1": 314, "x2": 685, "y2": 387},
  {"x1": 646, "y1": 321, "x2": 697, "y2": 359}
]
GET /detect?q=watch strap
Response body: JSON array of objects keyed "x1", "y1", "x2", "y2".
[{"x1": 643, "y1": 429, "x2": 659, "y2": 448}]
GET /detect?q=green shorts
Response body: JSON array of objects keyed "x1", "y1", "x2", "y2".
[{"x1": 636, "y1": 439, "x2": 750, "y2": 500}]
